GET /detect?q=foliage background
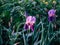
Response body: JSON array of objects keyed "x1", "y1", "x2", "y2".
[{"x1": 0, "y1": 0, "x2": 60, "y2": 45}]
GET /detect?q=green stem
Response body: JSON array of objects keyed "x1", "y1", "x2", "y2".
[
  {"x1": 23, "y1": 32, "x2": 26, "y2": 45},
  {"x1": 40, "y1": 22, "x2": 44, "y2": 45}
]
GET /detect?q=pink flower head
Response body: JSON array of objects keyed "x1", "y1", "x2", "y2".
[
  {"x1": 24, "y1": 16, "x2": 36, "y2": 31},
  {"x1": 48, "y1": 9, "x2": 56, "y2": 22},
  {"x1": 48, "y1": 9, "x2": 56, "y2": 17}
]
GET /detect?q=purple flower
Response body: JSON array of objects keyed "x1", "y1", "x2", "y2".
[
  {"x1": 48, "y1": 9, "x2": 56, "y2": 22},
  {"x1": 24, "y1": 16, "x2": 36, "y2": 31}
]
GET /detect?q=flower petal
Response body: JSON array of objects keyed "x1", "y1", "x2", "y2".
[
  {"x1": 31, "y1": 16, "x2": 36, "y2": 24},
  {"x1": 48, "y1": 9, "x2": 56, "y2": 16},
  {"x1": 24, "y1": 24, "x2": 28, "y2": 30},
  {"x1": 48, "y1": 16, "x2": 55, "y2": 22},
  {"x1": 30, "y1": 25, "x2": 34, "y2": 31},
  {"x1": 26, "y1": 16, "x2": 32, "y2": 24}
]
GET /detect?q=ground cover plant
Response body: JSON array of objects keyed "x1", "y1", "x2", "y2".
[{"x1": 0, "y1": 0, "x2": 60, "y2": 45}]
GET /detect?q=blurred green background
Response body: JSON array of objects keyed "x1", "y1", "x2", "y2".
[{"x1": 0, "y1": 0, "x2": 60, "y2": 45}]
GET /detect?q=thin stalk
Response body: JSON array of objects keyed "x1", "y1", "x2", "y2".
[
  {"x1": 23, "y1": 31, "x2": 26, "y2": 45},
  {"x1": 40, "y1": 22, "x2": 44, "y2": 45},
  {"x1": 48, "y1": 22, "x2": 51, "y2": 41}
]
